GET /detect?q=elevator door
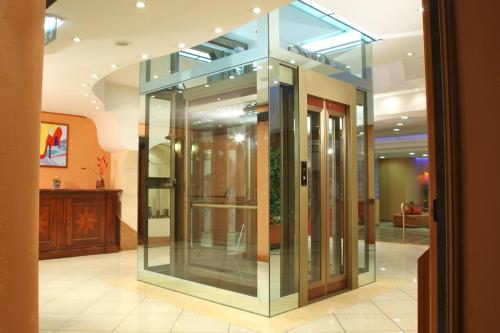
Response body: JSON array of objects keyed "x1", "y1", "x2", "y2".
[{"x1": 307, "y1": 96, "x2": 347, "y2": 300}]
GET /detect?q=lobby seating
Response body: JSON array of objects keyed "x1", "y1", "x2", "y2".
[{"x1": 392, "y1": 213, "x2": 430, "y2": 228}]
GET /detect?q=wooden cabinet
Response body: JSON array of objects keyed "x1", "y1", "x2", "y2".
[{"x1": 39, "y1": 189, "x2": 122, "y2": 259}]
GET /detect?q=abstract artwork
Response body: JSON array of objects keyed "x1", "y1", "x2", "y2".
[{"x1": 40, "y1": 122, "x2": 68, "y2": 167}]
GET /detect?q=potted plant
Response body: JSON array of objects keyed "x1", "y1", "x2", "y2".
[
  {"x1": 269, "y1": 148, "x2": 281, "y2": 248},
  {"x1": 81, "y1": 155, "x2": 109, "y2": 189}
]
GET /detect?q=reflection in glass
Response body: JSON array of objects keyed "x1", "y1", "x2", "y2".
[
  {"x1": 328, "y1": 116, "x2": 344, "y2": 277},
  {"x1": 307, "y1": 111, "x2": 321, "y2": 283}
]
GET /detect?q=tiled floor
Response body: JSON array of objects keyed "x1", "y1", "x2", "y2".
[
  {"x1": 40, "y1": 242, "x2": 427, "y2": 333},
  {"x1": 376, "y1": 222, "x2": 430, "y2": 245}
]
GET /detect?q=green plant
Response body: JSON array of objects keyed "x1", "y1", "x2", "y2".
[{"x1": 269, "y1": 147, "x2": 281, "y2": 224}]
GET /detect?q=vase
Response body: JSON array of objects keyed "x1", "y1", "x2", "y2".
[{"x1": 96, "y1": 178, "x2": 105, "y2": 189}]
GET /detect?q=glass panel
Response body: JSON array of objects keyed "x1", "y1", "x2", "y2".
[
  {"x1": 148, "y1": 96, "x2": 172, "y2": 178},
  {"x1": 278, "y1": 1, "x2": 375, "y2": 79},
  {"x1": 328, "y1": 116, "x2": 344, "y2": 277},
  {"x1": 307, "y1": 111, "x2": 322, "y2": 283},
  {"x1": 147, "y1": 188, "x2": 172, "y2": 268}
]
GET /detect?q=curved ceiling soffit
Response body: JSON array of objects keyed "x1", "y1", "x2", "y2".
[{"x1": 43, "y1": 0, "x2": 290, "y2": 152}]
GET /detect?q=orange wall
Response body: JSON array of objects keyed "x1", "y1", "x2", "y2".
[{"x1": 40, "y1": 112, "x2": 111, "y2": 189}]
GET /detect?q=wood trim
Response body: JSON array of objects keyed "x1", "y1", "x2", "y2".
[{"x1": 422, "y1": 0, "x2": 462, "y2": 332}]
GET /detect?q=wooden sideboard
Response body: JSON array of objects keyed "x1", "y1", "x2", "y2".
[{"x1": 39, "y1": 189, "x2": 122, "y2": 259}]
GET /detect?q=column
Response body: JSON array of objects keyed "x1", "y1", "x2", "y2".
[{"x1": 0, "y1": 0, "x2": 45, "y2": 332}]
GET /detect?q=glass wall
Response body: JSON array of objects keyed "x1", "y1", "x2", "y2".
[{"x1": 138, "y1": 0, "x2": 374, "y2": 316}]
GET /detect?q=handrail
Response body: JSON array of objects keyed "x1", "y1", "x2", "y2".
[{"x1": 191, "y1": 203, "x2": 257, "y2": 210}]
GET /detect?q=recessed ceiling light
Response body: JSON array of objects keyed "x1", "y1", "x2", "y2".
[
  {"x1": 214, "y1": 27, "x2": 223, "y2": 34},
  {"x1": 273, "y1": 80, "x2": 279, "y2": 84},
  {"x1": 110, "y1": 64, "x2": 118, "y2": 69},
  {"x1": 95, "y1": 106, "x2": 100, "y2": 110},
  {"x1": 91, "y1": 100, "x2": 97, "y2": 104},
  {"x1": 72, "y1": 37, "x2": 81, "y2": 43},
  {"x1": 91, "y1": 73, "x2": 99, "y2": 78},
  {"x1": 217, "y1": 97, "x2": 222, "y2": 101},
  {"x1": 409, "y1": 152, "x2": 415, "y2": 156},
  {"x1": 393, "y1": 128, "x2": 400, "y2": 132},
  {"x1": 229, "y1": 75, "x2": 235, "y2": 79},
  {"x1": 252, "y1": 7, "x2": 262, "y2": 14},
  {"x1": 83, "y1": 93, "x2": 89, "y2": 97},
  {"x1": 204, "y1": 84, "x2": 210, "y2": 88},
  {"x1": 380, "y1": 267, "x2": 387, "y2": 271},
  {"x1": 290, "y1": 60, "x2": 296, "y2": 64},
  {"x1": 178, "y1": 42, "x2": 186, "y2": 49},
  {"x1": 153, "y1": 74, "x2": 158, "y2": 79},
  {"x1": 150, "y1": 95, "x2": 155, "y2": 98},
  {"x1": 396, "y1": 123, "x2": 404, "y2": 126},
  {"x1": 423, "y1": 153, "x2": 428, "y2": 157},
  {"x1": 141, "y1": 53, "x2": 149, "y2": 59},
  {"x1": 136, "y1": 1, "x2": 146, "y2": 8},
  {"x1": 346, "y1": 65, "x2": 351, "y2": 69},
  {"x1": 82, "y1": 83, "x2": 89, "y2": 87},
  {"x1": 401, "y1": 116, "x2": 409, "y2": 120},
  {"x1": 380, "y1": 156, "x2": 386, "y2": 159},
  {"x1": 407, "y1": 52, "x2": 414, "y2": 57}
]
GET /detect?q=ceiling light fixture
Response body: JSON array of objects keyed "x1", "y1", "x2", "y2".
[
  {"x1": 393, "y1": 128, "x2": 400, "y2": 132},
  {"x1": 204, "y1": 84, "x2": 210, "y2": 88},
  {"x1": 91, "y1": 73, "x2": 99, "y2": 78},
  {"x1": 141, "y1": 53, "x2": 149, "y2": 59},
  {"x1": 136, "y1": 1, "x2": 146, "y2": 8},
  {"x1": 82, "y1": 83, "x2": 89, "y2": 87},
  {"x1": 407, "y1": 52, "x2": 414, "y2": 57},
  {"x1": 91, "y1": 100, "x2": 97, "y2": 104},
  {"x1": 380, "y1": 156, "x2": 386, "y2": 159},
  {"x1": 110, "y1": 64, "x2": 118, "y2": 69},
  {"x1": 290, "y1": 60, "x2": 296, "y2": 64},
  {"x1": 178, "y1": 42, "x2": 186, "y2": 49},
  {"x1": 72, "y1": 37, "x2": 81, "y2": 43},
  {"x1": 217, "y1": 97, "x2": 222, "y2": 101},
  {"x1": 409, "y1": 152, "x2": 415, "y2": 156},
  {"x1": 252, "y1": 7, "x2": 262, "y2": 14},
  {"x1": 401, "y1": 116, "x2": 409, "y2": 120},
  {"x1": 214, "y1": 27, "x2": 223, "y2": 34},
  {"x1": 95, "y1": 106, "x2": 100, "y2": 110},
  {"x1": 396, "y1": 123, "x2": 404, "y2": 126},
  {"x1": 153, "y1": 74, "x2": 158, "y2": 79},
  {"x1": 150, "y1": 95, "x2": 155, "y2": 98},
  {"x1": 229, "y1": 75, "x2": 235, "y2": 79},
  {"x1": 423, "y1": 153, "x2": 428, "y2": 157}
]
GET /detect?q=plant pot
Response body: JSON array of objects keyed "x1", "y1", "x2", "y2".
[
  {"x1": 270, "y1": 223, "x2": 281, "y2": 249},
  {"x1": 96, "y1": 178, "x2": 105, "y2": 189}
]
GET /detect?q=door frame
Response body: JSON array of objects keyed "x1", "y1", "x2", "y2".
[{"x1": 298, "y1": 68, "x2": 358, "y2": 306}]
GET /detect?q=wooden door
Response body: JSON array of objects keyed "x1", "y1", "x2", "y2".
[{"x1": 39, "y1": 196, "x2": 59, "y2": 251}]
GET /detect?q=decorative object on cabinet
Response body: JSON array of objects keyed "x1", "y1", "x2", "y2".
[
  {"x1": 81, "y1": 155, "x2": 109, "y2": 189},
  {"x1": 39, "y1": 189, "x2": 122, "y2": 259},
  {"x1": 40, "y1": 122, "x2": 68, "y2": 167},
  {"x1": 52, "y1": 176, "x2": 61, "y2": 189}
]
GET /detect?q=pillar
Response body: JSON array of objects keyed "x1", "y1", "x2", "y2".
[{"x1": 0, "y1": 0, "x2": 45, "y2": 332}]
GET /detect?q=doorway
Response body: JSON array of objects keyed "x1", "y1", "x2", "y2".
[{"x1": 306, "y1": 96, "x2": 347, "y2": 300}]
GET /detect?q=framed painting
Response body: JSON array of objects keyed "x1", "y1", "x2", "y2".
[{"x1": 40, "y1": 122, "x2": 69, "y2": 167}]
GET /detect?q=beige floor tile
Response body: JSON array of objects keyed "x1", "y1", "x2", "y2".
[
  {"x1": 334, "y1": 302, "x2": 382, "y2": 315},
  {"x1": 372, "y1": 300, "x2": 417, "y2": 314},
  {"x1": 81, "y1": 300, "x2": 141, "y2": 315},
  {"x1": 388, "y1": 313, "x2": 418, "y2": 330},
  {"x1": 371, "y1": 290, "x2": 414, "y2": 302},
  {"x1": 229, "y1": 324, "x2": 262, "y2": 333},
  {"x1": 100, "y1": 288, "x2": 147, "y2": 302},
  {"x1": 41, "y1": 299, "x2": 94, "y2": 314},
  {"x1": 39, "y1": 313, "x2": 75, "y2": 330},
  {"x1": 114, "y1": 313, "x2": 179, "y2": 332},
  {"x1": 171, "y1": 310, "x2": 230, "y2": 333},
  {"x1": 288, "y1": 315, "x2": 344, "y2": 333},
  {"x1": 58, "y1": 313, "x2": 127, "y2": 331},
  {"x1": 335, "y1": 313, "x2": 401, "y2": 331},
  {"x1": 131, "y1": 297, "x2": 182, "y2": 316}
]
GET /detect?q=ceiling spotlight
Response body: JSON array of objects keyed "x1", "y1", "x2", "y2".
[
  {"x1": 409, "y1": 152, "x2": 415, "y2": 156},
  {"x1": 110, "y1": 64, "x2": 118, "y2": 69},
  {"x1": 82, "y1": 83, "x2": 89, "y2": 87},
  {"x1": 150, "y1": 95, "x2": 155, "y2": 98},
  {"x1": 229, "y1": 75, "x2": 235, "y2": 79},
  {"x1": 153, "y1": 74, "x2": 158, "y2": 79},
  {"x1": 217, "y1": 97, "x2": 222, "y2": 101},
  {"x1": 91, "y1": 100, "x2": 97, "y2": 104},
  {"x1": 393, "y1": 128, "x2": 400, "y2": 132},
  {"x1": 72, "y1": 37, "x2": 81, "y2": 43},
  {"x1": 380, "y1": 156, "x2": 386, "y2": 159},
  {"x1": 423, "y1": 153, "x2": 429, "y2": 157},
  {"x1": 401, "y1": 116, "x2": 409, "y2": 120},
  {"x1": 407, "y1": 52, "x2": 414, "y2": 57},
  {"x1": 252, "y1": 7, "x2": 262, "y2": 14},
  {"x1": 396, "y1": 123, "x2": 404, "y2": 126},
  {"x1": 95, "y1": 106, "x2": 100, "y2": 110},
  {"x1": 141, "y1": 53, "x2": 149, "y2": 59},
  {"x1": 91, "y1": 73, "x2": 99, "y2": 78},
  {"x1": 178, "y1": 42, "x2": 186, "y2": 49},
  {"x1": 214, "y1": 27, "x2": 223, "y2": 34},
  {"x1": 346, "y1": 65, "x2": 351, "y2": 69},
  {"x1": 204, "y1": 84, "x2": 210, "y2": 88},
  {"x1": 136, "y1": 1, "x2": 146, "y2": 8},
  {"x1": 290, "y1": 60, "x2": 296, "y2": 64}
]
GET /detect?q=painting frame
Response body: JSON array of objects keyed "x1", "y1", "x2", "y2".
[{"x1": 40, "y1": 122, "x2": 69, "y2": 168}]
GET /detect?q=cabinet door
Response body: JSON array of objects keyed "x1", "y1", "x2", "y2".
[
  {"x1": 65, "y1": 194, "x2": 107, "y2": 247},
  {"x1": 39, "y1": 196, "x2": 58, "y2": 251}
]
